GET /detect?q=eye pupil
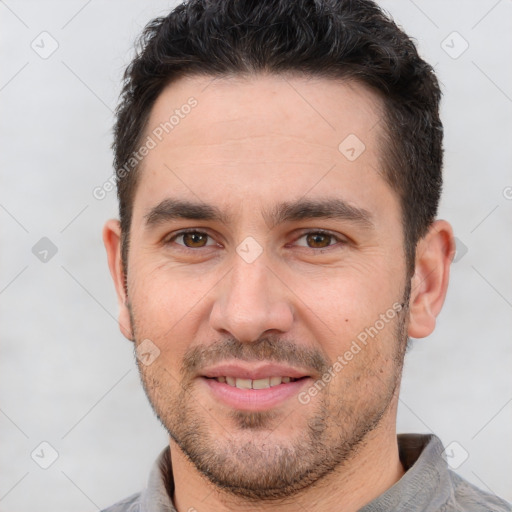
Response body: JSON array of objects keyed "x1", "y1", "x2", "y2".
[
  {"x1": 307, "y1": 233, "x2": 331, "y2": 248},
  {"x1": 183, "y1": 232, "x2": 207, "y2": 247}
]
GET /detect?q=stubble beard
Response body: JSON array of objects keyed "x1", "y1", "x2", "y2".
[{"x1": 131, "y1": 288, "x2": 410, "y2": 501}]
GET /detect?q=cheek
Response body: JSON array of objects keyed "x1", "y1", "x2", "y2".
[
  {"x1": 292, "y1": 266, "x2": 402, "y2": 349},
  {"x1": 130, "y1": 259, "x2": 201, "y2": 315},
  {"x1": 128, "y1": 262, "x2": 217, "y2": 354}
]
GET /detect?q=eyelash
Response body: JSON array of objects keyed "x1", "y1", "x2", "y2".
[{"x1": 165, "y1": 228, "x2": 347, "y2": 251}]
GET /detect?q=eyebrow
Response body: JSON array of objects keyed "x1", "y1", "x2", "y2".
[
  {"x1": 144, "y1": 199, "x2": 232, "y2": 227},
  {"x1": 262, "y1": 198, "x2": 374, "y2": 230},
  {"x1": 144, "y1": 197, "x2": 374, "y2": 230}
]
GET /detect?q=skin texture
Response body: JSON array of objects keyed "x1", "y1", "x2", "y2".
[{"x1": 104, "y1": 74, "x2": 455, "y2": 512}]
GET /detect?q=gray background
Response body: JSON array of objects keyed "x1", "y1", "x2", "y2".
[{"x1": 1, "y1": 1, "x2": 511, "y2": 510}]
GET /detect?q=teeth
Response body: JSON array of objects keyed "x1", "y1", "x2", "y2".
[
  {"x1": 269, "y1": 376, "x2": 282, "y2": 386},
  {"x1": 214, "y1": 376, "x2": 299, "y2": 388},
  {"x1": 235, "y1": 378, "x2": 252, "y2": 389},
  {"x1": 252, "y1": 377, "x2": 270, "y2": 389}
]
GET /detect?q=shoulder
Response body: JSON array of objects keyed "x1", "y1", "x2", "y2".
[
  {"x1": 100, "y1": 491, "x2": 142, "y2": 512},
  {"x1": 449, "y1": 471, "x2": 512, "y2": 512}
]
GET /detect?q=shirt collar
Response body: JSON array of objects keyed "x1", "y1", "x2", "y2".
[
  {"x1": 140, "y1": 446, "x2": 176, "y2": 512},
  {"x1": 359, "y1": 433, "x2": 451, "y2": 512}
]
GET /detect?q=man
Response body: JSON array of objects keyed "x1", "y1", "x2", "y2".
[{"x1": 101, "y1": 0, "x2": 511, "y2": 511}]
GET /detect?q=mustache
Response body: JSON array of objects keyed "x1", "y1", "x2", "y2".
[{"x1": 180, "y1": 334, "x2": 330, "y2": 378}]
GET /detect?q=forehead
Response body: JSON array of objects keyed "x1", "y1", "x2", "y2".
[
  {"x1": 145, "y1": 73, "x2": 385, "y2": 153},
  {"x1": 133, "y1": 73, "x2": 394, "y2": 222}
]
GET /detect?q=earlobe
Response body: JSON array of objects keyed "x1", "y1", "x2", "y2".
[
  {"x1": 102, "y1": 219, "x2": 134, "y2": 341},
  {"x1": 407, "y1": 220, "x2": 455, "y2": 339}
]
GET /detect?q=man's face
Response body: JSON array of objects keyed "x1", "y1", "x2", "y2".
[{"x1": 123, "y1": 75, "x2": 410, "y2": 498}]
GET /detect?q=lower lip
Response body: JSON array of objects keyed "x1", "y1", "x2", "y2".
[{"x1": 201, "y1": 377, "x2": 311, "y2": 411}]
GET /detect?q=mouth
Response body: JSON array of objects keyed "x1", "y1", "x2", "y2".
[{"x1": 199, "y1": 363, "x2": 313, "y2": 411}]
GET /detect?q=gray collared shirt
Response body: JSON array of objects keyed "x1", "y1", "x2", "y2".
[{"x1": 101, "y1": 434, "x2": 511, "y2": 512}]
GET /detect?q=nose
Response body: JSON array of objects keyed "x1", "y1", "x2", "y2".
[{"x1": 209, "y1": 252, "x2": 294, "y2": 343}]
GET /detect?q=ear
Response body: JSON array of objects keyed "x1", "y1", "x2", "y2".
[
  {"x1": 408, "y1": 220, "x2": 455, "y2": 339},
  {"x1": 103, "y1": 219, "x2": 134, "y2": 341}
]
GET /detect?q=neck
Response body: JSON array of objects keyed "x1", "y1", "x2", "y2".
[{"x1": 170, "y1": 405, "x2": 404, "y2": 512}]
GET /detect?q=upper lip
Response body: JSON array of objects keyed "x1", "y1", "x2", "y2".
[{"x1": 201, "y1": 362, "x2": 312, "y2": 380}]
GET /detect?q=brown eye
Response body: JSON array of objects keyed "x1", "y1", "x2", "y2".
[
  {"x1": 293, "y1": 231, "x2": 346, "y2": 250},
  {"x1": 183, "y1": 232, "x2": 208, "y2": 247},
  {"x1": 172, "y1": 231, "x2": 214, "y2": 248},
  {"x1": 305, "y1": 232, "x2": 332, "y2": 248}
]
